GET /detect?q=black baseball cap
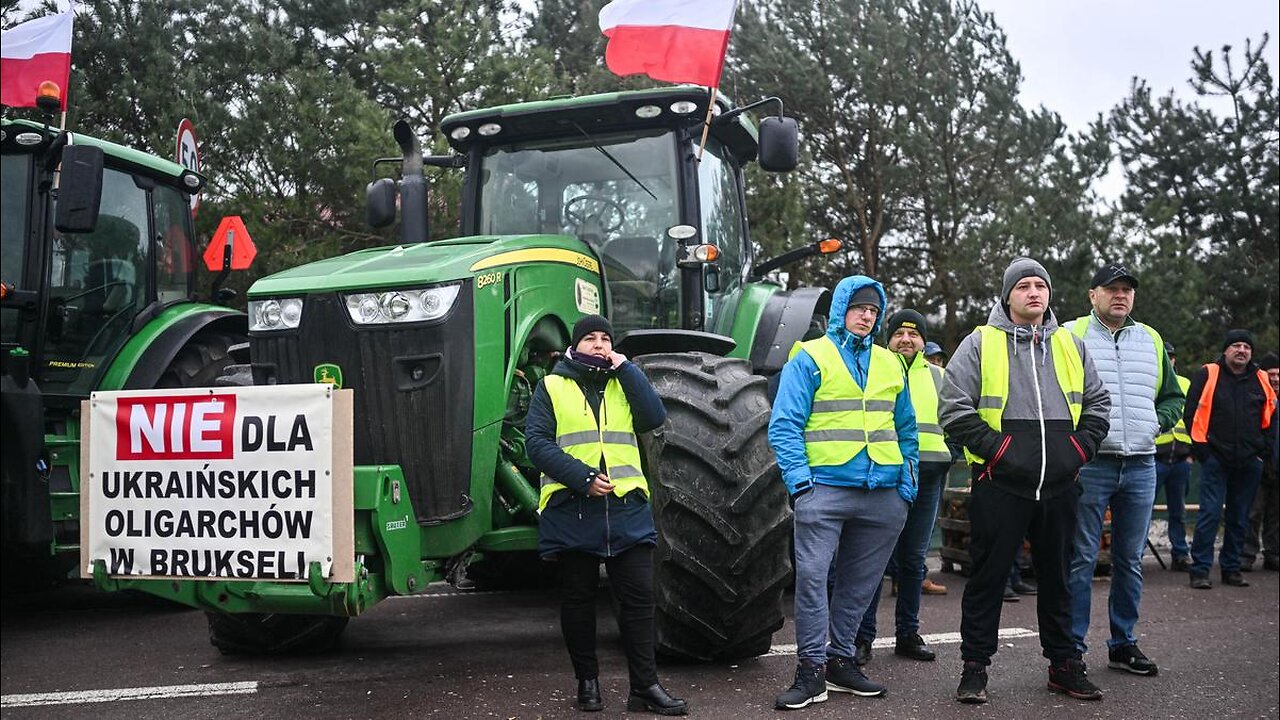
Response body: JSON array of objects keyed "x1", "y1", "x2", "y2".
[{"x1": 1091, "y1": 262, "x2": 1139, "y2": 289}]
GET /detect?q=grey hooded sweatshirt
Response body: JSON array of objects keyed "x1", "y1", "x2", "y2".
[{"x1": 939, "y1": 301, "x2": 1111, "y2": 500}]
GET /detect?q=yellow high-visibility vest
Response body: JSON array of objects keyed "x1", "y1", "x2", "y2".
[
  {"x1": 965, "y1": 325, "x2": 1084, "y2": 464},
  {"x1": 904, "y1": 353, "x2": 951, "y2": 463},
  {"x1": 1154, "y1": 375, "x2": 1193, "y2": 447},
  {"x1": 796, "y1": 335, "x2": 905, "y2": 467},
  {"x1": 538, "y1": 374, "x2": 648, "y2": 511}
]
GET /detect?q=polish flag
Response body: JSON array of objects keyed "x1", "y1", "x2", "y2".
[
  {"x1": 599, "y1": 0, "x2": 737, "y2": 87},
  {"x1": 1, "y1": 10, "x2": 74, "y2": 109}
]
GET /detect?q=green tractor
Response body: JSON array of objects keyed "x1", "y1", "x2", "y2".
[
  {"x1": 93, "y1": 87, "x2": 838, "y2": 661},
  {"x1": 0, "y1": 117, "x2": 247, "y2": 584}
]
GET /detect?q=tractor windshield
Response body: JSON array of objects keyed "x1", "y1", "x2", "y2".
[{"x1": 478, "y1": 131, "x2": 681, "y2": 332}]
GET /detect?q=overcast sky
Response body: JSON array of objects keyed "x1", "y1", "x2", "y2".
[{"x1": 976, "y1": 0, "x2": 1280, "y2": 133}]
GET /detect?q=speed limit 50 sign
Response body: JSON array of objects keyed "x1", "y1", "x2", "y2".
[{"x1": 175, "y1": 118, "x2": 200, "y2": 216}]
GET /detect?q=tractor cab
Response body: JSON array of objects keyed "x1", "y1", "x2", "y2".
[
  {"x1": 439, "y1": 86, "x2": 798, "y2": 341},
  {"x1": 1, "y1": 118, "x2": 245, "y2": 579},
  {"x1": 1, "y1": 119, "x2": 206, "y2": 398}
]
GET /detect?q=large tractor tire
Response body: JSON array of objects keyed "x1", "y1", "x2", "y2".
[
  {"x1": 633, "y1": 352, "x2": 791, "y2": 661},
  {"x1": 155, "y1": 331, "x2": 242, "y2": 389},
  {"x1": 206, "y1": 612, "x2": 349, "y2": 655}
]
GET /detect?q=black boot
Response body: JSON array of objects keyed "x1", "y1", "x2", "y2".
[
  {"x1": 626, "y1": 683, "x2": 688, "y2": 716},
  {"x1": 576, "y1": 678, "x2": 603, "y2": 712}
]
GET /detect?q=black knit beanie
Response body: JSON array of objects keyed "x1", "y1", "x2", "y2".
[
  {"x1": 885, "y1": 309, "x2": 927, "y2": 341},
  {"x1": 1222, "y1": 328, "x2": 1255, "y2": 351},
  {"x1": 571, "y1": 314, "x2": 614, "y2": 348}
]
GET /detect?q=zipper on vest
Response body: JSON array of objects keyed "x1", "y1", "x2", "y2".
[{"x1": 1114, "y1": 331, "x2": 1128, "y2": 453}]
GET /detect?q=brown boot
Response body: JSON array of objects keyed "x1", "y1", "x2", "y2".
[{"x1": 921, "y1": 578, "x2": 948, "y2": 595}]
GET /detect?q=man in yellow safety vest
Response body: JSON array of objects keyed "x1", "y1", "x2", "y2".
[
  {"x1": 853, "y1": 309, "x2": 955, "y2": 665},
  {"x1": 939, "y1": 257, "x2": 1111, "y2": 705},
  {"x1": 769, "y1": 275, "x2": 919, "y2": 710}
]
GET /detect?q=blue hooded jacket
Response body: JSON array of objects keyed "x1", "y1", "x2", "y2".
[{"x1": 767, "y1": 275, "x2": 919, "y2": 503}]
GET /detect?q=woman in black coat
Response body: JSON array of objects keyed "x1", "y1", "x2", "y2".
[{"x1": 525, "y1": 314, "x2": 687, "y2": 716}]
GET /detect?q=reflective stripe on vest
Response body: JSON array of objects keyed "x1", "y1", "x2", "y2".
[
  {"x1": 799, "y1": 335, "x2": 905, "y2": 467},
  {"x1": 1155, "y1": 375, "x2": 1193, "y2": 446},
  {"x1": 538, "y1": 374, "x2": 648, "y2": 511},
  {"x1": 1190, "y1": 364, "x2": 1278, "y2": 443},
  {"x1": 905, "y1": 353, "x2": 951, "y2": 463},
  {"x1": 964, "y1": 325, "x2": 1085, "y2": 464}
]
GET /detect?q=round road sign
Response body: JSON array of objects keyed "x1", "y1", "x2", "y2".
[{"x1": 175, "y1": 118, "x2": 200, "y2": 215}]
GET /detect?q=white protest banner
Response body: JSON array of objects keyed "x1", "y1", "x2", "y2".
[{"x1": 80, "y1": 385, "x2": 353, "y2": 583}]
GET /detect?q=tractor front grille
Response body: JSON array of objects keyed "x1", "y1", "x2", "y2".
[{"x1": 250, "y1": 285, "x2": 475, "y2": 524}]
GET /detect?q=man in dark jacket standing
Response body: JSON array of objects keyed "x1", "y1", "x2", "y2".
[
  {"x1": 939, "y1": 257, "x2": 1111, "y2": 704},
  {"x1": 526, "y1": 314, "x2": 687, "y2": 715},
  {"x1": 1184, "y1": 331, "x2": 1279, "y2": 589},
  {"x1": 1242, "y1": 352, "x2": 1280, "y2": 571}
]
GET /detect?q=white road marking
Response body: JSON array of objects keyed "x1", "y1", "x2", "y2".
[
  {"x1": 0, "y1": 681, "x2": 258, "y2": 708},
  {"x1": 766, "y1": 627, "x2": 1039, "y2": 657}
]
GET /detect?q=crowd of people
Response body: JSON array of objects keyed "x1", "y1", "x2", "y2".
[
  {"x1": 767, "y1": 257, "x2": 1277, "y2": 709},
  {"x1": 521, "y1": 256, "x2": 1277, "y2": 715}
]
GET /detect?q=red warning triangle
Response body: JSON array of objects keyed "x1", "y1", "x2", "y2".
[{"x1": 203, "y1": 215, "x2": 257, "y2": 271}]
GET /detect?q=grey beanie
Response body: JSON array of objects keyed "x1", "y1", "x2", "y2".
[{"x1": 1001, "y1": 257, "x2": 1052, "y2": 302}]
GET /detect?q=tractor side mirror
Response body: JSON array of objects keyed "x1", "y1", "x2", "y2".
[
  {"x1": 55, "y1": 145, "x2": 104, "y2": 233},
  {"x1": 757, "y1": 116, "x2": 799, "y2": 172},
  {"x1": 366, "y1": 177, "x2": 398, "y2": 228}
]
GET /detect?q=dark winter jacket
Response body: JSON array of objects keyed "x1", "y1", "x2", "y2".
[
  {"x1": 1183, "y1": 357, "x2": 1276, "y2": 469},
  {"x1": 939, "y1": 301, "x2": 1111, "y2": 500},
  {"x1": 527, "y1": 352, "x2": 666, "y2": 559}
]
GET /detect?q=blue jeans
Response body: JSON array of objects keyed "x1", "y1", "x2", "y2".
[
  {"x1": 792, "y1": 484, "x2": 907, "y2": 663},
  {"x1": 856, "y1": 463, "x2": 948, "y2": 640},
  {"x1": 1069, "y1": 454, "x2": 1156, "y2": 653},
  {"x1": 1191, "y1": 455, "x2": 1264, "y2": 575},
  {"x1": 1155, "y1": 458, "x2": 1192, "y2": 559}
]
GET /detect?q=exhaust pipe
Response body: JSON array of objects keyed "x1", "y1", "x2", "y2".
[{"x1": 393, "y1": 120, "x2": 428, "y2": 244}]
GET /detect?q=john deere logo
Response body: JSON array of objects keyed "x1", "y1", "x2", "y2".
[{"x1": 314, "y1": 363, "x2": 343, "y2": 388}]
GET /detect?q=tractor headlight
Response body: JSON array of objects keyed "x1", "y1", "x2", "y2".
[
  {"x1": 344, "y1": 282, "x2": 461, "y2": 325},
  {"x1": 249, "y1": 297, "x2": 304, "y2": 331}
]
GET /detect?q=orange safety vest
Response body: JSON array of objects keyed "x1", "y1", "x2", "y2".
[{"x1": 1189, "y1": 363, "x2": 1277, "y2": 442}]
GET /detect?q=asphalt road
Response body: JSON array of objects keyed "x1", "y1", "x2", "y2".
[{"x1": 2, "y1": 556, "x2": 1277, "y2": 720}]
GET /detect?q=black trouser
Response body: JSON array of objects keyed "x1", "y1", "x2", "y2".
[
  {"x1": 960, "y1": 481, "x2": 1079, "y2": 666},
  {"x1": 558, "y1": 545, "x2": 658, "y2": 690},
  {"x1": 1243, "y1": 459, "x2": 1279, "y2": 563}
]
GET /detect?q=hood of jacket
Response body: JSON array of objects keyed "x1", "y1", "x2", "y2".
[{"x1": 827, "y1": 275, "x2": 887, "y2": 354}]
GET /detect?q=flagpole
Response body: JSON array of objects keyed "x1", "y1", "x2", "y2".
[
  {"x1": 697, "y1": 86, "x2": 718, "y2": 162},
  {"x1": 60, "y1": 2, "x2": 72, "y2": 130}
]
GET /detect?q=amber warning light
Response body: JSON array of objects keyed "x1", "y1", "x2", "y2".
[
  {"x1": 818, "y1": 239, "x2": 843, "y2": 254},
  {"x1": 35, "y1": 81, "x2": 62, "y2": 114}
]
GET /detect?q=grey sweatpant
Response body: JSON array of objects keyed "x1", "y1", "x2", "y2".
[{"x1": 792, "y1": 484, "x2": 908, "y2": 663}]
